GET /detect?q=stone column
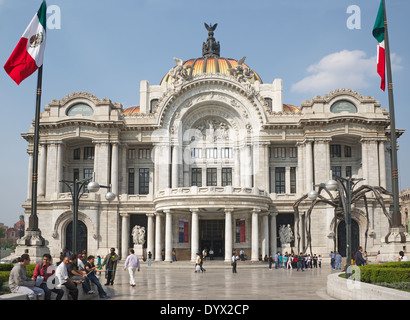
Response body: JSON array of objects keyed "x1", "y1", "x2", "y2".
[
  {"x1": 56, "y1": 142, "x2": 64, "y2": 194},
  {"x1": 154, "y1": 144, "x2": 171, "y2": 193},
  {"x1": 46, "y1": 142, "x2": 58, "y2": 198},
  {"x1": 366, "y1": 139, "x2": 379, "y2": 186},
  {"x1": 285, "y1": 167, "x2": 291, "y2": 194},
  {"x1": 120, "y1": 144, "x2": 128, "y2": 195},
  {"x1": 155, "y1": 212, "x2": 163, "y2": 261},
  {"x1": 313, "y1": 138, "x2": 330, "y2": 184},
  {"x1": 171, "y1": 144, "x2": 181, "y2": 188},
  {"x1": 253, "y1": 142, "x2": 269, "y2": 191},
  {"x1": 224, "y1": 208, "x2": 233, "y2": 262},
  {"x1": 94, "y1": 141, "x2": 110, "y2": 187},
  {"x1": 38, "y1": 143, "x2": 47, "y2": 197},
  {"x1": 270, "y1": 211, "x2": 278, "y2": 255},
  {"x1": 146, "y1": 213, "x2": 155, "y2": 258},
  {"x1": 305, "y1": 140, "x2": 313, "y2": 192},
  {"x1": 251, "y1": 208, "x2": 260, "y2": 261},
  {"x1": 164, "y1": 209, "x2": 173, "y2": 262},
  {"x1": 262, "y1": 213, "x2": 269, "y2": 258},
  {"x1": 191, "y1": 208, "x2": 199, "y2": 261},
  {"x1": 361, "y1": 139, "x2": 369, "y2": 185},
  {"x1": 121, "y1": 213, "x2": 130, "y2": 259},
  {"x1": 379, "y1": 140, "x2": 387, "y2": 188},
  {"x1": 241, "y1": 144, "x2": 253, "y2": 188},
  {"x1": 296, "y1": 142, "x2": 305, "y2": 194},
  {"x1": 233, "y1": 146, "x2": 241, "y2": 187},
  {"x1": 111, "y1": 142, "x2": 119, "y2": 197}
]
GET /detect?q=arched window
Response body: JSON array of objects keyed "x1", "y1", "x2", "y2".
[
  {"x1": 264, "y1": 97, "x2": 273, "y2": 111},
  {"x1": 150, "y1": 99, "x2": 159, "y2": 113},
  {"x1": 330, "y1": 100, "x2": 357, "y2": 113},
  {"x1": 66, "y1": 103, "x2": 94, "y2": 116}
]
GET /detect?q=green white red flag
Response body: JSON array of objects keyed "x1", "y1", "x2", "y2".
[
  {"x1": 4, "y1": 1, "x2": 47, "y2": 85},
  {"x1": 372, "y1": 0, "x2": 385, "y2": 91}
]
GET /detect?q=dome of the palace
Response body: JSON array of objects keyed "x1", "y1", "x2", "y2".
[
  {"x1": 123, "y1": 106, "x2": 140, "y2": 115},
  {"x1": 160, "y1": 57, "x2": 262, "y2": 86},
  {"x1": 283, "y1": 104, "x2": 300, "y2": 113},
  {"x1": 160, "y1": 23, "x2": 262, "y2": 86}
]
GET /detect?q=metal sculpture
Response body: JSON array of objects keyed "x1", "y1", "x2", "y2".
[{"x1": 293, "y1": 180, "x2": 393, "y2": 256}]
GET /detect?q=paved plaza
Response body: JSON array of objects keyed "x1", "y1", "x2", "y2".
[{"x1": 97, "y1": 259, "x2": 337, "y2": 300}]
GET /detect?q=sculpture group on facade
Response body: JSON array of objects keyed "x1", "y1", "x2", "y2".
[{"x1": 132, "y1": 225, "x2": 146, "y2": 246}]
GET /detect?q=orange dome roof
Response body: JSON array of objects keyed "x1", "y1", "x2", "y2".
[
  {"x1": 123, "y1": 106, "x2": 140, "y2": 115},
  {"x1": 283, "y1": 104, "x2": 300, "y2": 113},
  {"x1": 160, "y1": 57, "x2": 263, "y2": 86}
]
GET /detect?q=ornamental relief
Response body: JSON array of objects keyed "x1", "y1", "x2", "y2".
[
  {"x1": 192, "y1": 118, "x2": 231, "y2": 142},
  {"x1": 158, "y1": 81, "x2": 266, "y2": 128},
  {"x1": 164, "y1": 91, "x2": 260, "y2": 136}
]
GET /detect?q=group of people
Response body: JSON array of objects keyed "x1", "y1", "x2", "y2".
[
  {"x1": 8, "y1": 247, "x2": 143, "y2": 300},
  {"x1": 267, "y1": 252, "x2": 322, "y2": 271}
]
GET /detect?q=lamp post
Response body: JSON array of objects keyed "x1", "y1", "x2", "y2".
[
  {"x1": 308, "y1": 176, "x2": 364, "y2": 278},
  {"x1": 60, "y1": 177, "x2": 115, "y2": 255}
]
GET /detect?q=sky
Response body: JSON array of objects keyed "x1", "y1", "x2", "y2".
[{"x1": 0, "y1": 0, "x2": 409, "y2": 226}]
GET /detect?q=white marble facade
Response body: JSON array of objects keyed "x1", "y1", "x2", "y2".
[{"x1": 21, "y1": 50, "x2": 398, "y2": 262}]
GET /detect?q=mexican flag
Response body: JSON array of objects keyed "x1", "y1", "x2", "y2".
[
  {"x1": 4, "y1": 1, "x2": 47, "y2": 85},
  {"x1": 372, "y1": 0, "x2": 385, "y2": 91}
]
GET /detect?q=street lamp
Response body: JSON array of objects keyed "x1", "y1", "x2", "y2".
[
  {"x1": 308, "y1": 176, "x2": 364, "y2": 278},
  {"x1": 60, "y1": 177, "x2": 115, "y2": 255}
]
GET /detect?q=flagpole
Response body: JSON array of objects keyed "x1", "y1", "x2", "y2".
[
  {"x1": 382, "y1": 0, "x2": 403, "y2": 233},
  {"x1": 27, "y1": 65, "x2": 43, "y2": 233}
]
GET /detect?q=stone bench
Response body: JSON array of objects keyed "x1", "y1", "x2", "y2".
[{"x1": 0, "y1": 282, "x2": 100, "y2": 300}]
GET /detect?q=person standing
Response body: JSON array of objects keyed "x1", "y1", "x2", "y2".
[
  {"x1": 195, "y1": 252, "x2": 201, "y2": 273},
  {"x1": 9, "y1": 254, "x2": 45, "y2": 300},
  {"x1": 232, "y1": 252, "x2": 238, "y2": 273},
  {"x1": 33, "y1": 253, "x2": 64, "y2": 300},
  {"x1": 55, "y1": 256, "x2": 78, "y2": 300},
  {"x1": 124, "y1": 249, "x2": 140, "y2": 287},
  {"x1": 329, "y1": 251, "x2": 335, "y2": 269},
  {"x1": 268, "y1": 254, "x2": 273, "y2": 270},
  {"x1": 209, "y1": 248, "x2": 214, "y2": 260},
  {"x1": 103, "y1": 248, "x2": 119, "y2": 285},
  {"x1": 147, "y1": 251, "x2": 152, "y2": 266},
  {"x1": 296, "y1": 253, "x2": 304, "y2": 272},
  {"x1": 354, "y1": 247, "x2": 366, "y2": 266},
  {"x1": 172, "y1": 248, "x2": 177, "y2": 262},
  {"x1": 335, "y1": 251, "x2": 342, "y2": 270}
]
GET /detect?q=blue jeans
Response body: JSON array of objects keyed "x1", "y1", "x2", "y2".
[
  {"x1": 88, "y1": 273, "x2": 106, "y2": 297},
  {"x1": 148, "y1": 258, "x2": 151, "y2": 266}
]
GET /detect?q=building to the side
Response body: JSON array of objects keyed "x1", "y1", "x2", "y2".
[{"x1": 21, "y1": 26, "x2": 400, "y2": 262}]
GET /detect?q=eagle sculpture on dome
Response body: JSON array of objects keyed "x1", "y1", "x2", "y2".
[
  {"x1": 204, "y1": 23, "x2": 217, "y2": 32},
  {"x1": 202, "y1": 22, "x2": 220, "y2": 57}
]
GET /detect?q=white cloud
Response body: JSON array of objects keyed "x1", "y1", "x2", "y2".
[{"x1": 291, "y1": 49, "x2": 403, "y2": 95}]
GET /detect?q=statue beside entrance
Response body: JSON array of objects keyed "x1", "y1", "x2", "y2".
[
  {"x1": 132, "y1": 225, "x2": 146, "y2": 257},
  {"x1": 279, "y1": 224, "x2": 294, "y2": 253}
]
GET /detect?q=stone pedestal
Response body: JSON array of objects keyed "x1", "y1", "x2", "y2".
[
  {"x1": 281, "y1": 244, "x2": 292, "y2": 255},
  {"x1": 133, "y1": 244, "x2": 144, "y2": 259},
  {"x1": 378, "y1": 227, "x2": 410, "y2": 262},
  {"x1": 14, "y1": 231, "x2": 50, "y2": 264}
]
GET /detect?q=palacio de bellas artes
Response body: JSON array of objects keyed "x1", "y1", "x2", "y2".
[{"x1": 15, "y1": 22, "x2": 410, "y2": 265}]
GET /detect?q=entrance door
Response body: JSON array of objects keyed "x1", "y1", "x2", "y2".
[
  {"x1": 199, "y1": 220, "x2": 225, "y2": 258},
  {"x1": 66, "y1": 220, "x2": 87, "y2": 254},
  {"x1": 337, "y1": 219, "x2": 360, "y2": 258}
]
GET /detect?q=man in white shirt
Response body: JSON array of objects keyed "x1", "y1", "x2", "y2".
[
  {"x1": 56, "y1": 256, "x2": 78, "y2": 300},
  {"x1": 124, "y1": 249, "x2": 140, "y2": 287}
]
